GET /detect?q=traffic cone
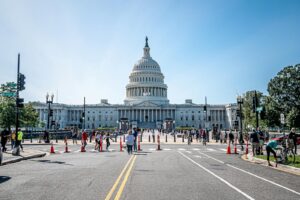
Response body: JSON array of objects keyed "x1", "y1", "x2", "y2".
[
  {"x1": 234, "y1": 142, "x2": 238, "y2": 154},
  {"x1": 157, "y1": 135, "x2": 161, "y2": 151},
  {"x1": 226, "y1": 142, "x2": 231, "y2": 154},
  {"x1": 81, "y1": 141, "x2": 86, "y2": 152},
  {"x1": 138, "y1": 135, "x2": 141, "y2": 151},
  {"x1": 65, "y1": 143, "x2": 70, "y2": 153},
  {"x1": 120, "y1": 136, "x2": 123, "y2": 152},
  {"x1": 50, "y1": 143, "x2": 55, "y2": 154}
]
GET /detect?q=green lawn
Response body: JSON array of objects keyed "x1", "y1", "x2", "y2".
[{"x1": 255, "y1": 155, "x2": 300, "y2": 168}]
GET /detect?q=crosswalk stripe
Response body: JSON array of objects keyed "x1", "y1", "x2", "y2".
[
  {"x1": 148, "y1": 148, "x2": 156, "y2": 151},
  {"x1": 220, "y1": 148, "x2": 227, "y2": 152},
  {"x1": 192, "y1": 148, "x2": 200, "y2": 151},
  {"x1": 163, "y1": 148, "x2": 171, "y2": 151},
  {"x1": 178, "y1": 148, "x2": 186, "y2": 151},
  {"x1": 193, "y1": 155, "x2": 201, "y2": 158},
  {"x1": 186, "y1": 151, "x2": 192, "y2": 154},
  {"x1": 207, "y1": 148, "x2": 216, "y2": 152}
]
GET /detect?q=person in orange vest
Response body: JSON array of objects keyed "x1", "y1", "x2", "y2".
[{"x1": 82, "y1": 130, "x2": 88, "y2": 150}]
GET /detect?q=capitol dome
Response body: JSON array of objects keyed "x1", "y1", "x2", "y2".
[{"x1": 124, "y1": 37, "x2": 169, "y2": 105}]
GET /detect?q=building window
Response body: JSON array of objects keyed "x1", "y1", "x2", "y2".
[
  {"x1": 87, "y1": 117, "x2": 90, "y2": 121},
  {"x1": 192, "y1": 115, "x2": 194, "y2": 121},
  {"x1": 186, "y1": 116, "x2": 188, "y2": 121},
  {"x1": 180, "y1": 116, "x2": 183, "y2": 121}
]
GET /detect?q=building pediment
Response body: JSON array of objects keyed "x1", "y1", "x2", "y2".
[{"x1": 135, "y1": 101, "x2": 160, "y2": 107}]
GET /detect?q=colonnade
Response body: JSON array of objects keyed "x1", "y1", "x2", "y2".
[
  {"x1": 126, "y1": 87, "x2": 167, "y2": 97},
  {"x1": 118, "y1": 108, "x2": 175, "y2": 122}
]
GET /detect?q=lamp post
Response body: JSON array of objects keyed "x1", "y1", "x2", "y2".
[
  {"x1": 46, "y1": 93, "x2": 54, "y2": 130},
  {"x1": 237, "y1": 95, "x2": 244, "y2": 145}
]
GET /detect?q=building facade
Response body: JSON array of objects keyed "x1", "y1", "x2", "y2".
[{"x1": 32, "y1": 38, "x2": 239, "y2": 130}]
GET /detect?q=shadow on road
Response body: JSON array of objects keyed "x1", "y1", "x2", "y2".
[
  {"x1": 31, "y1": 159, "x2": 73, "y2": 166},
  {"x1": 0, "y1": 176, "x2": 11, "y2": 184}
]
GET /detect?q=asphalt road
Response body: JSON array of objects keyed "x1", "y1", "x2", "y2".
[{"x1": 1, "y1": 143, "x2": 300, "y2": 200}]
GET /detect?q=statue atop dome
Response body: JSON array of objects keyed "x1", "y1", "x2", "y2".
[{"x1": 145, "y1": 36, "x2": 149, "y2": 48}]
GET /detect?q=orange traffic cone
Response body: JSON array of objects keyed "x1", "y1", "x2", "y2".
[
  {"x1": 226, "y1": 143, "x2": 231, "y2": 154},
  {"x1": 50, "y1": 143, "x2": 55, "y2": 154},
  {"x1": 234, "y1": 142, "x2": 238, "y2": 154},
  {"x1": 157, "y1": 135, "x2": 161, "y2": 151},
  {"x1": 138, "y1": 135, "x2": 141, "y2": 151},
  {"x1": 120, "y1": 137, "x2": 123, "y2": 152},
  {"x1": 65, "y1": 143, "x2": 70, "y2": 153}
]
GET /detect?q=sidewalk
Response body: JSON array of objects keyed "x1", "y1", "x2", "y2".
[
  {"x1": 1, "y1": 148, "x2": 46, "y2": 166},
  {"x1": 242, "y1": 154, "x2": 300, "y2": 176}
]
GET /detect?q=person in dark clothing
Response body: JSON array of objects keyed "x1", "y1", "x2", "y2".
[
  {"x1": 43, "y1": 131, "x2": 50, "y2": 143},
  {"x1": 250, "y1": 129, "x2": 259, "y2": 156},
  {"x1": 229, "y1": 131, "x2": 234, "y2": 144},
  {"x1": 105, "y1": 133, "x2": 114, "y2": 151},
  {"x1": 133, "y1": 128, "x2": 138, "y2": 152},
  {"x1": 1, "y1": 129, "x2": 10, "y2": 152},
  {"x1": 288, "y1": 128, "x2": 298, "y2": 154}
]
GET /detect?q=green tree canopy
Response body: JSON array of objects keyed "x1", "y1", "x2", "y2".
[{"x1": 268, "y1": 64, "x2": 300, "y2": 127}]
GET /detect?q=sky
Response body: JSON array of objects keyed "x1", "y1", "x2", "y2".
[{"x1": 0, "y1": 0, "x2": 299, "y2": 105}]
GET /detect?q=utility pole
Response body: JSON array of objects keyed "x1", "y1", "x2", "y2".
[{"x1": 254, "y1": 90, "x2": 259, "y2": 129}]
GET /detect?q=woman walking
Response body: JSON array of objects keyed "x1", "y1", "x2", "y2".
[
  {"x1": 105, "y1": 133, "x2": 114, "y2": 151},
  {"x1": 126, "y1": 132, "x2": 134, "y2": 155}
]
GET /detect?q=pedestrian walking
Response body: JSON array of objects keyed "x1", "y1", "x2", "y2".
[
  {"x1": 133, "y1": 128, "x2": 138, "y2": 152},
  {"x1": 257, "y1": 127, "x2": 264, "y2": 155},
  {"x1": 105, "y1": 133, "x2": 114, "y2": 151},
  {"x1": 288, "y1": 128, "x2": 298, "y2": 155},
  {"x1": 229, "y1": 131, "x2": 234, "y2": 144},
  {"x1": 1, "y1": 128, "x2": 10, "y2": 152},
  {"x1": 250, "y1": 129, "x2": 259, "y2": 156},
  {"x1": 11, "y1": 130, "x2": 16, "y2": 150},
  {"x1": 126, "y1": 132, "x2": 134, "y2": 155},
  {"x1": 202, "y1": 130, "x2": 207, "y2": 146},
  {"x1": 72, "y1": 128, "x2": 78, "y2": 144},
  {"x1": 81, "y1": 129, "x2": 88, "y2": 150},
  {"x1": 95, "y1": 131, "x2": 101, "y2": 150},
  {"x1": 15, "y1": 129, "x2": 23, "y2": 152}
]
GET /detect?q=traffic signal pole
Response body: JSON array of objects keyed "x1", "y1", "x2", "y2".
[
  {"x1": 255, "y1": 91, "x2": 259, "y2": 129},
  {"x1": 15, "y1": 54, "x2": 20, "y2": 138}
]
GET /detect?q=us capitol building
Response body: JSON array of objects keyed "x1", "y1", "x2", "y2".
[{"x1": 32, "y1": 38, "x2": 239, "y2": 131}]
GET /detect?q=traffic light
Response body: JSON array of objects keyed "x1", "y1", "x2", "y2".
[
  {"x1": 18, "y1": 73, "x2": 26, "y2": 91},
  {"x1": 49, "y1": 109, "x2": 53, "y2": 117},
  {"x1": 82, "y1": 112, "x2": 85, "y2": 118},
  {"x1": 252, "y1": 96, "x2": 256, "y2": 113},
  {"x1": 204, "y1": 105, "x2": 207, "y2": 112},
  {"x1": 236, "y1": 110, "x2": 240, "y2": 117},
  {"x1": 80, "y1": 118, "x2": 83, "y2": 123},
  {"x1": 16, "y1": 98, "x2": 24, "y2": 108},
  {"x1": 51, "y1": 120, "x2": 56, "y2": 126}
]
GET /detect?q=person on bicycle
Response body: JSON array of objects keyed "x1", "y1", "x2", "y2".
[{"x1": 266, "y1": 140, "x2": 278, "y2": 167}]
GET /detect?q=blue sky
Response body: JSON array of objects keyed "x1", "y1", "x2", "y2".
[{"x1": 0, "y1": 0, "x2": 299, "y2": 105}]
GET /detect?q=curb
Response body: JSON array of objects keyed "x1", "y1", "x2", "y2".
[
  {"x1": 1, "y1": 153, "x2": 46, "y2": 166},
  {"x1": 241, "y1": 154, "x2": 300, "y2": 176}
]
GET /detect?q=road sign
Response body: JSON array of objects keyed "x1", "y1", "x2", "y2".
[
  {"x1": 1, "y1": 92, "x2": 16, "y2": 97},
  {"x1": 280, "y1": 113, "x2": 285, "y2": 124},
  {"x1": 256, "y1": 107, "x2": 263, "y2": 112}
]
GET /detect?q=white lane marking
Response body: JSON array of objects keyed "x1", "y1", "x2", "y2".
[
  {"x1": 178, "y1": 148, "x2": 186, "y2": 151},
  {"x1": 207, "y1": 148, "x2": 216, "y2": 152},
  {"x1": 74, "y1": 150, "x2": 81, "y2": 153},
  {"x1": 220, "y1": 148, "x2": 227, "y2": 152},
  {"x1": 192, "y1": 148, "x2": 200, "y2": 151},
  {"x1": 193, "y1": 155, "x2": 202, "y2": 158},
  {"x1": 178, "y1": 151, "x2": 255, "y2": 200},
  {"x1": 163, "y1": 148, "x2": 172, "y2": 151},
  {"x1": 227, "y1": 164, "x2": 300, "y2": 196},
  {"x1": 186, "y1": 151, "x2": 192, "y2": 154},
  {"x1": 148, "y1": 148, "x2": 156, "y2": 151},
  {"x1": 198, "y1": 152, "x2": 225, "y2": 164}
]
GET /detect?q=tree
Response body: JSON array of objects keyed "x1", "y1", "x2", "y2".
[
  {"x1": 242, "y1": 90, "x2": 264, "y2": 130},
  {"x1": 20, "y1": 103, "x2": 39, "y2": 128},
  {"x1": 268, "y1": 64, "x2": 300, "y2": 127},
  {"x1": 0, "y1": 97, "x2": 16, "y2": 130},
  {"x1": 263, "y1": 96, "x2": 280, "y2": 128}
]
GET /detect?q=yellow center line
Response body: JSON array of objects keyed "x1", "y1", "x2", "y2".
[
  {"x1": 114, "y1": 155, "x2": 137, "y2": 200},
  {"x1": 104, "y1": 155, "x2": 134, "y2": 200}
]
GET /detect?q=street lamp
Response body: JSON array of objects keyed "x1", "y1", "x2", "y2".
[
  {"x1": 237, "y1": 95, "x2": 244, "y2": 145},
  {"x1": 46, "y1": 93, "x2": 54, "y2": 130}
]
